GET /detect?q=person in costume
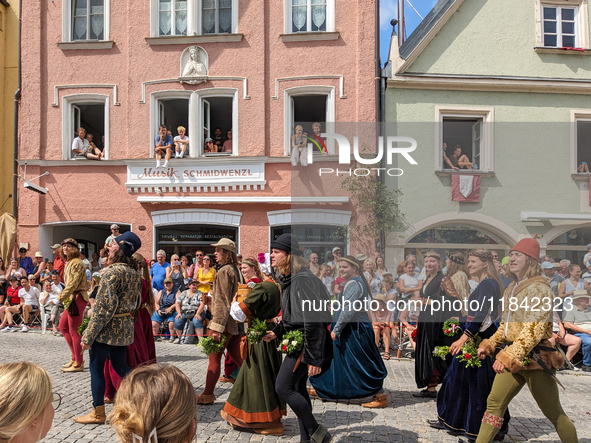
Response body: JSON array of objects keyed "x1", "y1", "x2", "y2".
[
  {"x1": 414, "y1": 250, "x2": 461, "y2": 398},
  {"x1": 475, "y1": 238, "x2": 578, "y2": 443},
  {"x1": 197, "y1": 238, "x2": 244, "y2": 405},
  {"x1": 431, "y1": 249, "x2": 510, "y2": 441},
  {"x1": 58, "y1": 238, "x2": 89, "y2": 373},
  {"x1": 74, "y1": 232, "x2": 143, "y2": 424},
  {"x1": 446, "y1": 252, "x2": 471, "y2": 316},
  {"x1": 104, "y1": 252, "x2": 157, "y2": 404},
  {"x1": 263, "y1": 234, "x2": 333, "y2": 443},
  {"x1": 220, "y1": 279, "x2": 286, "y2": 435},
  {"x1": 309, "y1": 255, "x2": 388, "y2": 408}
]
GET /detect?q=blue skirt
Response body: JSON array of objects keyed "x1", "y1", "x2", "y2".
[
  {"x1": 310, "y1": 322, "x2": 387, "y2": 399},
  {"x1": 437, "y1": 355, "x2": 510, "y2": 440}
]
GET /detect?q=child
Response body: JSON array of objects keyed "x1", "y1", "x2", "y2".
[
  {"x1": 319, "y1": 264, "x2": 335, "y2": 297},
  {"x1": 86, "y1": 133, "x2": 105, "y2": 159},
  {"x1": 369, "y1": 293, "x2": 393, "y2": 360},
  {"x1": 39, "y1": 280, "x2": 62, "y2": 336},
  {"x1": 290, "y1": 125, "x2": 308, "y2": 166},
  {"x1": 173, "y1": 126, "x2": 190, "y2": 158},
  {"x1": 399, "y1": 291, "x2": 422, "y2": 351}
]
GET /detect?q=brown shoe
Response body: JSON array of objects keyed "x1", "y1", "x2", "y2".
[
  {"x1": 219, "y1": 376, "x2": 235, "y2": 384},
  {"x1": 62, "y1": 362, "x2": 84, "y2": 372},
  {"x1": 307, "y1": 387, "x2": 318, "y2": 398},
  {"x1": 62, "y1": 359, "x2": 75, "y2": 368},
  {"x1": 254, "y1": 426, "x2": 284, "y2": 436},
  {"x1": 196, "y1": 393, "x2": 216, "y2": 405},
  {"x1": 73, "y1": 405, "x2": 106, "y2": 424},
  {"x1": 361, "y1": 393, "x2": 388, "y2": 409},
  {"x1": 104, "y1": 396, "x2": 114, "y2": 404}
]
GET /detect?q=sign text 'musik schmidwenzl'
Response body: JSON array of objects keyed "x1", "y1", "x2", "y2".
[{"x1": 136, "y1": 167, "x2": 256, "y2": 180}]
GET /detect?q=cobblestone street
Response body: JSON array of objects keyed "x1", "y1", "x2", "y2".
[{"x1": 1, "y1": 331, "x2": 590, "y2": 443}]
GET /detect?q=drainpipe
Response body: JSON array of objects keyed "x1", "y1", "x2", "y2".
[
  {"x1": 12, "y1": 0, "x2": 22, "y2": 218},
  {"x1": 375, "y1": 0, "x2": 383, "y2": 255}
]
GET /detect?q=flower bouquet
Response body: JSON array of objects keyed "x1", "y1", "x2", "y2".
[
  {"x1": 456, "y1": 337, "x2": 482, "y2": 369},
  {"x1": 246, "y1": 318, "x2": 268, "y2": 345},
  {"x1": 197, "y1": 334, "x2": 227, "y2": 356},
  {"x1": 78, "y1": 316, "x2": 90, "y2": 335},
  {"x1": 62, "y1": 297, "x2": 72, "y2": 311},
  {"x1": 277, "y1": 330, "x2": 304, "y2": 355},
  {"x1": 433, "y1": 346, "x2": 450, "y2": 359},
  {"x1": 442, "y1": 318, "x2": 461, "y2": 337}
]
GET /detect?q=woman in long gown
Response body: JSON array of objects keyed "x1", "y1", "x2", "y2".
[
  {"x1": 104, "y1": 253, "x2": 156, "y2": 402},
  {"x1": 414, "y1": 251, "x2": 461, "y2": 398},
  {"x1": 310, "y1": 255, "x2": 388, "y2": 407},
  {"x1": 433, "y1": 249, "x2": 510, "y2": 441},
  {"x1": 221, "y1": 280, "x2": 286, "y2": 435}
]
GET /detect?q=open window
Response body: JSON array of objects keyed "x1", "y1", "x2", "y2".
[
  {"x1": 158, "y1": 98, "x2": 190, "y2": 154},
  {"x1": 576, "y1": 118, "x2": 591, "y2": 171},
  {"x1": 202, "y1": 96, "x2": 233, "y2": 155},
  {"x1": 62, "y1": 94, "x2": 109, "y2": 160}
]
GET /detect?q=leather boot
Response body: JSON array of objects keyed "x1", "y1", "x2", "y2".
[
  {"x1": 307, "y1": 387, "x2": 318, "y2": 398},
  {"x1": 361, "y1": 393, "x2": 388, "y2": 409},
  {"x1": 254, "y1": 425, "x2": 284, "y2": 436},
  {"x1": 196, "y1": 393, "x2": 215, "y2": 405},
  {"x1": 62, "y1": 359, "x2": 75, "y2": 368},
  {"x1": 73, "y1": 405, "x2": 106, "y2": 424},
  {"x1": 62, "y1": 362, "x2": 84, "y2": 372}
]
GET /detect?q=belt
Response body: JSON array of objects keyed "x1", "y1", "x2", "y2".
[{"x1": 113, "y1": 312, "x2": 132, "y2": 318}]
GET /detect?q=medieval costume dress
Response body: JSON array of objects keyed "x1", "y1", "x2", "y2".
[
  {"x1": 221, "y1": 281, "x2": 286, "y2": 432},
  {"x1": 310, "y1": 275, "x2": 387, "y2": 400},
  {"x1": 437, "y1": 278, "x2": 510, "y2": 441},
  {"x1": 415, "y1": 271, "x2": 460, "y2": 391}
]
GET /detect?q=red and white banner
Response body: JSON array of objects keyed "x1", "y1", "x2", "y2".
[{"x1": 452, "y1": 174, "x2": 481, "y2": 202}]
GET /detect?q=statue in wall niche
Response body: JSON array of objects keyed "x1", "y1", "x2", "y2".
[{"x1": 180, "y1": 46, "x2": 207, "y2": 84}]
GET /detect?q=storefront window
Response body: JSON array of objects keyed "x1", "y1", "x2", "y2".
[
  {"x1": 272, "y1": 225, "x2": 346, "y2": 264},
  {"x1": 156, "y1": 225, "x2": 238, "y2": 260},
  {"x1": 546, "y1": 226, "x2": 591, "y2": 265}
]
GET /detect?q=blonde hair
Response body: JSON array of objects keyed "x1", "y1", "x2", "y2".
[
  {"x1": 110, "y1": 365, "x2": 196, "y2": 443},
  {"x1": 279, "y1": 253, "x2": 309, "y2": 276},
  {"x1": 177, "y1": 126, "x2": 186, "y2": 132},
  {"x1": 468, "y1": 249, "x2": 503, "y2": 296},
  {"x1": 0, "y1": 362, "x2": 52, "y2": 443},
  {"x1": 294, "y1": 125, "x2": 303, "y2": 132},
  {"x1": 423, "y1": 250, "x2": 442, "y2": 272}
]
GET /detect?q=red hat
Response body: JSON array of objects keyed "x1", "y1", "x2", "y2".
[{"x1": 510, "y1": 238, "x2": 540, "y2": 260}]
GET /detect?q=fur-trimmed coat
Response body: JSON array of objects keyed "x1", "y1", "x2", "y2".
[{"x1": 480, "y1": 276, "x2": 563, "y2": 373}]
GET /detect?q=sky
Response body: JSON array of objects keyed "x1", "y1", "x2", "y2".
[{"x1": 379, "y1": 0, "x2": 439, "y2": 66}]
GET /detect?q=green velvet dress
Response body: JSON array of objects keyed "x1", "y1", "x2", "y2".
[{"x1": 223, "y1": 281, "x2": 286, "y2": 429}]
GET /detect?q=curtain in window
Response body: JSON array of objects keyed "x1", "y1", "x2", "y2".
[
  {"x1": 311, "y1": 0, "x2": 326, "y2": 31},
  {"x1": 202, "y1": 0, "x2": 215, "y2": 33},
  {"x1": 219, "y1": 0, "x2": 232, "y2": 33},
  {"x1": 90, "y1": 0, "x2": 104, "y2": 39},
  {"x1": 292, "y1": 0, "x2": 307, "y2": 32},
  {"x1": 159, "y1": 0, "x2": 172, "y2": 35},
  {"x1": 175, "y1": 0, "x2": 188, "y2": 35},
  {"x1": 73, "y1": 0, "x2": 88, "y2": 40}
]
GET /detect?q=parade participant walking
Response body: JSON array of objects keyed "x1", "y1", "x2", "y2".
[
  {"x1": 59, "y1": 239, "x2": 89, "y2": 373},
  {"x1": 263, "y1": 234, "x2": 333, "y2": 443},
  {"x1": 446, "y1": 252, "x2": 471, "y2": 316},
  {"x1": 309, "y1": 255, "x2": 388, "y2": 409},
  {"x1": 433, "y1": 249, "x2": 510, "y2": 441},
  {"x1": 197, "y1": 238, "x2": 244, "y2": 405},
  {"x1": 475, "y1": 238, "x2": 578, "y2": 443},
  {"x1": 73, "y1": 231, "x2": 143, "y2": 425},
  {"x1": 221, "y1": 280, "x2": 286, "y2": 435},
  {"x1": 414, "y1": 251, "x2": 460, "y2": 398}
]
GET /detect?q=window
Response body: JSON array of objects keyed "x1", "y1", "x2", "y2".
[
  {"x1": 150, "y1": 89, "x2": 238, "y2": 158},
  {"x1": 436, "y1": 106, "x2": 494, "y2": 172},
  {"x1": 272, "y1": 225, "x2": 347, "y2": 262},
  {"x1": 62, "y1": 0, "x2": 110, "y2": 44},
  {"x1": 576, "y1": 117, "x2": 591, "y2": 171},
  {"x1": 150, "y1": 0, "x2": 238, "y2": 37},
  {"x1": 285, "y1": 0, "x2": 335, "y2": 34},
  {"x1": 62, "y1": 94, "x2": 109, "y2": 160},
  {"x1": 543, "y1": 6, "x2": 577, "y2": 47}
]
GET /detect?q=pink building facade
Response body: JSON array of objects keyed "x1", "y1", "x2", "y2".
[{"x1": 17, "y1": 0, "x2": 376, "y2": 261}]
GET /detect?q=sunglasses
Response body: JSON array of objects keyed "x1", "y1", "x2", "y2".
[
  {"x1": 52, "y1": 392, "x2": 62, "y2": 410},
  {"x1": 203, "y1": 257, "x2": 211, "y2": 261},
  {"x1": 334, "y1": 251, "x2": 342, "y2": 255},
  {"x1": 196, "y1": 254, "x2": 203, "y2": 257}
]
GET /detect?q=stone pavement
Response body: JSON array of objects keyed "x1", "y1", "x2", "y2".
[{"x1": 1, "y1": 331, "x2": 590, "y2": 443}]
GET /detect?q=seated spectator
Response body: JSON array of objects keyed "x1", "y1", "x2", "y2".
[
  {"x1": 582, "y1": 260, "x2": 591, "y2": 286},
  {"x1": 109, "y1": 364, "x2": 196, "y2": 443},
  {"x1": 174, "y1": 126, "x2": 190, "y2": 159},
  {"x1": 558, "y1": 259, "x2": 571, "y2": 279},
  {"x1": 442, "y1": 142, "x2": 459, "y2": 170},
  {"x1": 309, "y1": 122, "x2": 326, "y2": 153},
  {"x1": 382, "y1": 274, "x2": 398, "y2": 315},
  {"x1": 172, "y1": 279, "x2": 207, "y2": 343},
  {"x1": 0, "y1": 276, "x2": 22, "y2": 331},
  {"x1": 563, "y1": 291, "x2": 591, "y2": 372},
  {"x1": 369, "y1": 293, "x2": 393, "y2": 360},
  {"x1": 0, "y1": 362, "x2": 56, "y2": 443},
  {"x1": 151, "y1": 278, "x2": 179, "y2": 342},
  {"x1": 578, "y1": 162, "x2": 589, "y2": 173},
  {"x1": 39, "y1": 260, "x2": 53, "y2": 287},
  {"x1": 86, "y1": 133, "x2": 105, "y2": 159},
  {"x1": 154, "y1": 124, "x2": 173, "y2": 169},
  {"x1": 221, "y1": 129, "x2": 233, "y2": 153},
  {"x1": 448, "y1": 145, "x2": 473, "y2": 169},
  {"x1": 16, "y1": 276, "x2": 41, "y2": 332},
  {"x1": 319, "y1": 264, "x2": 335, "y2": 297},
  {"x1": 72, "y1": 127, "x2": 101, "y2": 160},
  {"x1": 19, "y1": 248, "x2": 34, "y2": 275},
  {"x1": 548, "y1": 310, "x2": 581, "y2": 369},
  {"x1": 31, "y1": 251, "x2": 46, "y2": 285},
  {"x1": 204, "y1": 137, "x2": 217, "y2": 153},
  {"x1": 213, "y1": 127, "x2": 225, "y2": 150},
  {"x1": 51, "y1": 270, "x2": 65, "y2": 294},
  {"x1": 40, "y1": 280, "x2": 63, "y2": 336},
  {"x1": 291, "y1": 125, "x2": 308, "y2": 167},
  {"x1": 8, "y1": 258, "x2": 26, "y2": 280}
]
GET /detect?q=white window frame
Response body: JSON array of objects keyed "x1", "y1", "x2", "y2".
[
  {"x1": 536, "y1": 0, "x2": 589, "y2": 49},
  {"x1": 435, "y1": 106, "x2": 495, "y2": 172},
  {"x1": 62, "y1": 0, "x2": 110, "y2": 42},
  {"x1": 150, "y1": 0, "x2": 238, "y2": 37},
  {"x1": 198, "y1": 0, "x2": 239, "y2": 35},
  {"x1": 149, "y1": 88, "x2": 238, "y2": 158},
  {"x1": 62, "y1": 94, "x2": 110, "y2": 160},
  {"x1": 284, "y1": 86, "x2": 335, "y2": 157},
  {"x1": 284, "y1": 0, "x2": 335, "y2": 34},
  {"x1": 571, "y1": 109, "x2": 591, "y2": 173}
]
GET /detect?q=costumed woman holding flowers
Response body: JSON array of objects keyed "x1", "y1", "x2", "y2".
[
  {"x1": 309, "y1": 255, "x2": 388, "y2": 408},
  {"x1": 263, "y1": 234, "x2": 333, "y2": 443},
  {"x1": 431, "y1": 249, "x2": 510, "y2": 441}
]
